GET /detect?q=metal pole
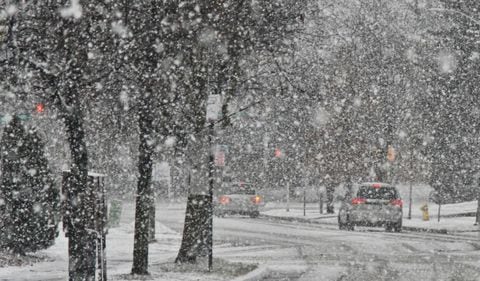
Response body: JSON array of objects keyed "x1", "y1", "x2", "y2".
[
  {"x1": 475, "y1": 188, "x2": 480, "y2": 225},
  {"x1": 303, "y1": 188, "x2": 306, "y2": 216},
  {"x1": 408, "y1": 183, "x2": 413, "y2": 220},
  {"x1": 319, "y1": 191, "x2": 323, "y2": 214},
  {"x1": 208, "y1": 121, "x2": 214, "y2": 271},
  {"x1": 263, "y1": 134, "x2": 269, "y2": 189},
  {"x1": 408, "y1": 150, "x2": 413, "y2": 220},
  {"x1": 286, "y1": 182, "x2": 290, "y2": 212},
  {"x1": 437, "y1": 186, "x2": 442, "y2": 222}
]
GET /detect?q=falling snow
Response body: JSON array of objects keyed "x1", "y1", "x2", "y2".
[{"x1": 0, "y1": 1, "x2": 479, "y2": 281}]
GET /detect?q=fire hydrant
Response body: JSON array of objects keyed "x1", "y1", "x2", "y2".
[{"x1": 420, "y1": 203, "x2": 429, "y2": 221}]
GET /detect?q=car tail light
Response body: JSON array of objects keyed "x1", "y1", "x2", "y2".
[
  {"x1": 351, "y1": 197, "x2": 366, "y2": 205},
  {"x1": 219, "y1": 196, "x2": 230, "y2": 205},
  {"x1": 390, "y1": 199, "x2": 403, "y2": 207},
  {"x1": 251, "y1": 195, "x2": 262, "y2": 205}
]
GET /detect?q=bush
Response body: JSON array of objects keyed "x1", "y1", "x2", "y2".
[{"x1": 0, "y1": 117, "x2": 59, "y2": 254}]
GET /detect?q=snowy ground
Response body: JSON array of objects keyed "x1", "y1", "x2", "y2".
[
  {"x1": 262, "y1": 183, "x2": 480, "y2": 234},
  {"x1": 0, "y1": 202, "x2": 260, "y2": 281},
  {"x1": 159, "y1": 202, "x2": 480, "y2": 281},
  {"x1": 261, "y1": 201, "x2": 480, "y2": 233},
  {"x1": 1, "y1": 185, "x2": 479, "y2": 281}
]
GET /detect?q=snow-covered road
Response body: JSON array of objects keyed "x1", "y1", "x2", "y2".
[
  {"x1": 1, "y1": 201, "x2": 478, "y2": 281},
  {"x1": 158, "y1": 203, "x2": 480, "y2": 280}
]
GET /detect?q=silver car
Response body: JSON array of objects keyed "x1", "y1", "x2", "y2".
[
  {"x1": 338, "y1": 182, "x2": 403, "y2": 232},
  {"x1": 214, "y1": 182, "x2": 263, "y2": 218}
]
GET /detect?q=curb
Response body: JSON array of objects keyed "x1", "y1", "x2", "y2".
[
  {"x1": 260, "y1": 213, "x2": 456, "y2": 234},
  {"x1": 402, "y1": 226, "x2": 448, "y2": 234},
  {"x1": 442, "y1": 212, "x2": 477, "y2": 218},
  {"x1": 259, "y1": 214, "x2": 337, "y2": 225},
  {"x1": 232, "y1": 264, "x2": 308, "y2": 281},
  {"x1": 231, "y1": 265, "x2": 271, "y2": 281}
]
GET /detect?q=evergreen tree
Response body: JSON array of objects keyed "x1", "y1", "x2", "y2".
[
  {"x1": 0, "y1": 117, "x2": 59, "y2": 254},
  {"x1": 21, "y1": 127, "x2": 59, "y2": 250},
  {"x1": 0, "y1": 116, "x2": 26, "y2": 253}
]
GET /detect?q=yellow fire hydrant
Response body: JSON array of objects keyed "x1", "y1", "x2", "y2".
[{"x1": 420, "y1": 203, "x2": 429, "y2": 221}]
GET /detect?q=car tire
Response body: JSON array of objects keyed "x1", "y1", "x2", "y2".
[
  {"x1": 346, "y1": 221, "x2": 354, "y2": 231},
  {"x1": 338, "y1": 218, "x2": 346, "y2": 230},
  {"x1": 214, "y1": 211, "x2": 225, "y2": 218},
  {"x1": 393, "y1": 220, "x2": 402, "y2": 232},
  {"x1": 338, "y1": 210, "x2": 349, "y2": 230},
  {"x1": 339, "y1": 213, "x2": 354, "y2": 231},
  {"x1": 385, "y1": 223, "x2": 393, "y2": 232}
]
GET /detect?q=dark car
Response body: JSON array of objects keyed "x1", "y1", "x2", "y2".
[{"x1": 338, "y1": 182, "x2": 403, "y2": 232}]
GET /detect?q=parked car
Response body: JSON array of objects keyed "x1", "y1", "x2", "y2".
[
  {"x1": 338, "y1": 182, "x2": 403, "y2": 232},
  {"x1": 214, "y1": 182, "x2": 264, "y2": 218}
]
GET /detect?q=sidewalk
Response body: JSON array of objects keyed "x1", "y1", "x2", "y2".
[
  {"x1": 0, "y1": 203, "x2": 263, "y2": 281},
  {"x1": 261, "y1": 201, "x2": 480, "y2": 235}
]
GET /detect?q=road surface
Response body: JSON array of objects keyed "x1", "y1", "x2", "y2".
[{"x1": 157, "y1": 203, "x2": 480, "y2": 281}]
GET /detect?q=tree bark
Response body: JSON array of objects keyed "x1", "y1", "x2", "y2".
[
  {"x1": 64, "y1": 108, "x2": 95, "y2": 281},
  {"x1": 175, "y1": 194, "x2": 210, "y2": 263},
  {"x1": 326, "y1": 184, "x2": 335, "y2": 214},
  {"x1": 132, "y1": 93, "x2": 154, "y2": 275},
  {"x1": 175, "y1": 132, "x2": 211, "y2": 264}
]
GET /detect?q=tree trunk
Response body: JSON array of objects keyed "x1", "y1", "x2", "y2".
[
  {"x1": 175, "y1": 194, "x2": 210, "y2": 263},
  {"x1": 326, "y1": 184, "x2": 335, "y2": 214},
  {"x1": 132, "y1": 94, "x2": 154, "y2": 275},
  {"x1": 175, "y1": 131, "x2": 211, "y2": 264},
  {"x1": 64, "y1": 110, "x2": 95, "y2": 281},
  {"x1": 149, "y1": 196, "x2": 156, "y2": 243}
]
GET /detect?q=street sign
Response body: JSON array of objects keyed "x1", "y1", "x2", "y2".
[
  {"x1": 214, "y1": 145, "x2": 228, "y2": 167},
  {"x1": 206, "y1": 94, "x2": 222, "y2": 122}
]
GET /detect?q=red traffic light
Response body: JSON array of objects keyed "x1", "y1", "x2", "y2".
[
  {"x1": 35, "y1": 103, "x2": 45, "y2": 113},
  {"x1": 274, "y1": 148, "x2": 283, "y2": 158}
]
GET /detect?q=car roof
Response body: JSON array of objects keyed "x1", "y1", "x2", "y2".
[{"x1": 356, "y1": 182, "x2": 396, "y2": 188}]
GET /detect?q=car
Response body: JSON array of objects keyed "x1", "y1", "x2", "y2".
[
  {"x1": 338, "y1": 182, "x2": 403, "y2": 232},
  {"x1": 214, "y1": 182, "x2": 264, "y2": 218}
]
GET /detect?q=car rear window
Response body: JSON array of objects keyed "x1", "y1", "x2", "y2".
[
  {"x1": 232, "y1": 188, "x2": 255, "y2": 195},
  {"x1": 227, "y1": 183, "x2": 256, "y2": 195},
  {"x1": 357, "y1": 186, "x2": 398, "y2": 200}
]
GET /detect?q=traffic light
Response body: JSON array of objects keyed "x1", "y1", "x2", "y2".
[
  {"x1": 387, "y1": 145, "x2": 395, "y2": 162},
  {"x1": 35, "y1": 103, "x2": 45, "y2": 113},
  {"x1": 274, "y1": 148, "x2": 283, "y2": 158}
]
